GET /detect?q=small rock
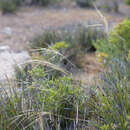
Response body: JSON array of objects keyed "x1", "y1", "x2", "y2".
[
  {"x1": 0, "y1": 27, "x2": 12, "y2": 35},
  {"x1": 4, "y1": 27, "x2": 12, "y2": 35},
  {"x1": 0, "y1": 50, "x2": 30, "y2": 81},
  {"x1": 0, "y1": 45, "x2": 10, "y2": 52}
]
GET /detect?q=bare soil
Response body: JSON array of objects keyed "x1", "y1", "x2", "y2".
[{"x1": 73, "y1": 53, "x2": 103, "y2": 85}]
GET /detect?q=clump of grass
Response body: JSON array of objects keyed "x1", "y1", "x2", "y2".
[
  {"x1": 76, "y1": 0, "x2": 96, "y2": 8},
  {"x1": 97, "y1": 0, "x2": 119, "y2": 13},
  {"x1": 0, "y1": 0, "x2": 19, "y2": 14},
  {"x1": 0, "y1": 0, "x2": 61, "y2": 14},
  {"x1": 1, "y1": 60, "x2": 94, "y2": 129},
  {"x1": 90, "y1": 58, "x2": 130, "y2": 129},
  {"x1": 1, "y1": 54, "x2": 130, "y2": 129},
  {"x1": 30, "y1": 0, "x2": 61, "y2": 6},
  {"x1": 30, "y1": 23, "x2": 104, "y2": 68},
  {"x1": 31, "y1": 23, "x2": 104, "y2": 51}
]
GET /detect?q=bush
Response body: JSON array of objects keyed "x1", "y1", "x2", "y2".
[
  {"x1": 31, "y1": 24, "x2": 104, "y2": 51},
  {"x1": 30, "y1": 0, "x2": 51, "y2": 6},
  {"x1": 0, "y1": 0, "x2": 19, "y2": 14},
  {"x1": 30, "y1": 23, "x2": 104, "y2": 68},
  {"x1": 0, "y1": 0, "x2": 61, "y2": 14},
  {"x1": 126, "y1": 0, "x2": 130, "y2": 5},
  {"x1": 94, "y1": 19, "x2": 130, "y2": 61},
  {"x1": 76, "y1": 0, "x2": 96, "y2": 7},
  {"x1": 1, "y1": 60, "x2": 96, "y2": 129},
  {"x1": 2, "y1": 57, "x2": 130, "y2": 129},
  {"x1": 109, "y1": 19, "x2": 130, "y2": 51},
  {"x1": 97, "y1": 0, "x2": 119, "y2": 13},
  {"x1": 24, "y1": 68, "x2": 83, "y2": 129},
  {"x1": 30, "y1": 0, "x2": 61, "y2": 6}
]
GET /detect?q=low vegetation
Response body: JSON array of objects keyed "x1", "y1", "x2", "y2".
[
  {"x1": 0, "y1": 0, "x2": 19, "y2": 14},
  {"x1": 28, "y1": 0, "x2": 61, "y2": 6},
  {"x1": 126, "y1": 0, "x2": 130, "y2": 5},
  {"x1": 100, "y1": 0, "x2": 119, "y2": 12},
  {"x1": 1, "y1": 59, "x2": 130, "y2": 129},
  {"x1": 0, "y1": 0, "x2": 61, "y2": 14},
  {"x1": 30, "y1": 23, "x2": 104, "y2": 68},
  {"x1": 76, "y1": 0, "x2": 96, "y2": 7},
  {"x1": 94, "y1": 19, "x2": 130, "y2": 61},
  {"x1": 0, "y1": 16, "x2": 130, "y2": 130}
]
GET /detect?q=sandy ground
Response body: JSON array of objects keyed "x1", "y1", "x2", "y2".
[{"x1": 0, "y1": 46, "x2": 30, "y2": 81}]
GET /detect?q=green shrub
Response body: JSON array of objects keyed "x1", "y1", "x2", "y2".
[
  {"x1": 1, "y1": 61, "x2": 94, "y2": 129},
  {"x1": 0, "y1": 0, "x2": 61, "y2": 14},
  {"x1": 30, "y1": 23, "x2": 104, "y2": 68},
  {"x1": 27, "y1": 67, "x2": 83, "y2": 128},
  {"x1": 31, "y1": 30, "x2": 62, "y2": 49},
  {"x1": 52, "y1": 41, "x2": 69, "y2": 50},
  {"x1": 0, "y1": 0, "x2": 19, "y2": 14},
  {"x1": 125, "y1": 0, "x2": 130, "y2": 5},
  {"x1": 109, "y1": 19, "x2": 130, "y2": 50},
  {"x1": 30, "y1": 0, "x2": 61, "y2": 6},
  {"x1": 76, "y1": 0, "x2": 96, "y2": 7},
  {"x1": 31, "y1": 0, "x2": 50, "y2": 6},
  {"x1": 31, "y1": 24, "x2": 104, "y2": 51},
  {"x1": 94, "y1": 19, "x2": 130, "y2": 60},
  {"x1": 1, "y1": 51, "x2": 130, "y2": 129},
  {"x1": 98, "y1": 0, "x2": 119, "y2": 13}
]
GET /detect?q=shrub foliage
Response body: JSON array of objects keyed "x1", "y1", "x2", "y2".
[
  {"x1": 0, "y1": 0, "x2": 18, "y2": 14},
  {"x1": 94, "y1": 19, "x2": 130, "y2": 60},
  {"x1": 76, "y1": 0, "x2": 96, "y2": 7},
  {"x1": 126, "y1": 0, "x2": 130, "y2": 5},
  {"x1": 0, "y1": 18, "x2": 130, "y2": 130},
  {"x1": 30, "y1": 23, "x2": 104, "y2": 67},
  {"x1": 0, "y1": 0, "x2": 61, "y2": 14}
]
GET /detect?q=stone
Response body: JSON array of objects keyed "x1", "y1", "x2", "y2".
[{"x1": 0, "y1": 46, "x2": 30, "y2": 81}]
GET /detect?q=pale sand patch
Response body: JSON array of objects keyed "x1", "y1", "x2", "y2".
[{"x1": 0, "y1": 46, "x2": 30, "y2": 81}]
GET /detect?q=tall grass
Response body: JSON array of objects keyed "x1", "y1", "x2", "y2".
[
  {"x1": 0, "y1": 21, "x2": 130, "y2": 129},
  {"x1": 0, "y1": 56, "x2": 130, "y2": 129},
  {"x1": 0, "y1": 61, "x2": 90, "y2": 129},
  {"x1": 90, "y1": 59, "x2": 130, "y2": 129}
]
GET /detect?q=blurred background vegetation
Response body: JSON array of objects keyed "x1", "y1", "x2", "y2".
[{"x1": 0, "y1": 0, "x2": 130, "y2": 14}]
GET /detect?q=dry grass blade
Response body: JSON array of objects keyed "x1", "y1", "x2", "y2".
[
  {"x1": 94, "y1": 4, "x2": 109, "y2": 36},
  {"x1": 30, "y1": 47, "x2": 77, "y2": 69},
  {"x1": 22, "y1": 112, "x2": 50, "y2": 130},
  {"x1": 19, "y1": 59, "x2": 68, "y2": 74},
  {"x1": 38, "y1": 112, "x2": 44, "y2": 130}
]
